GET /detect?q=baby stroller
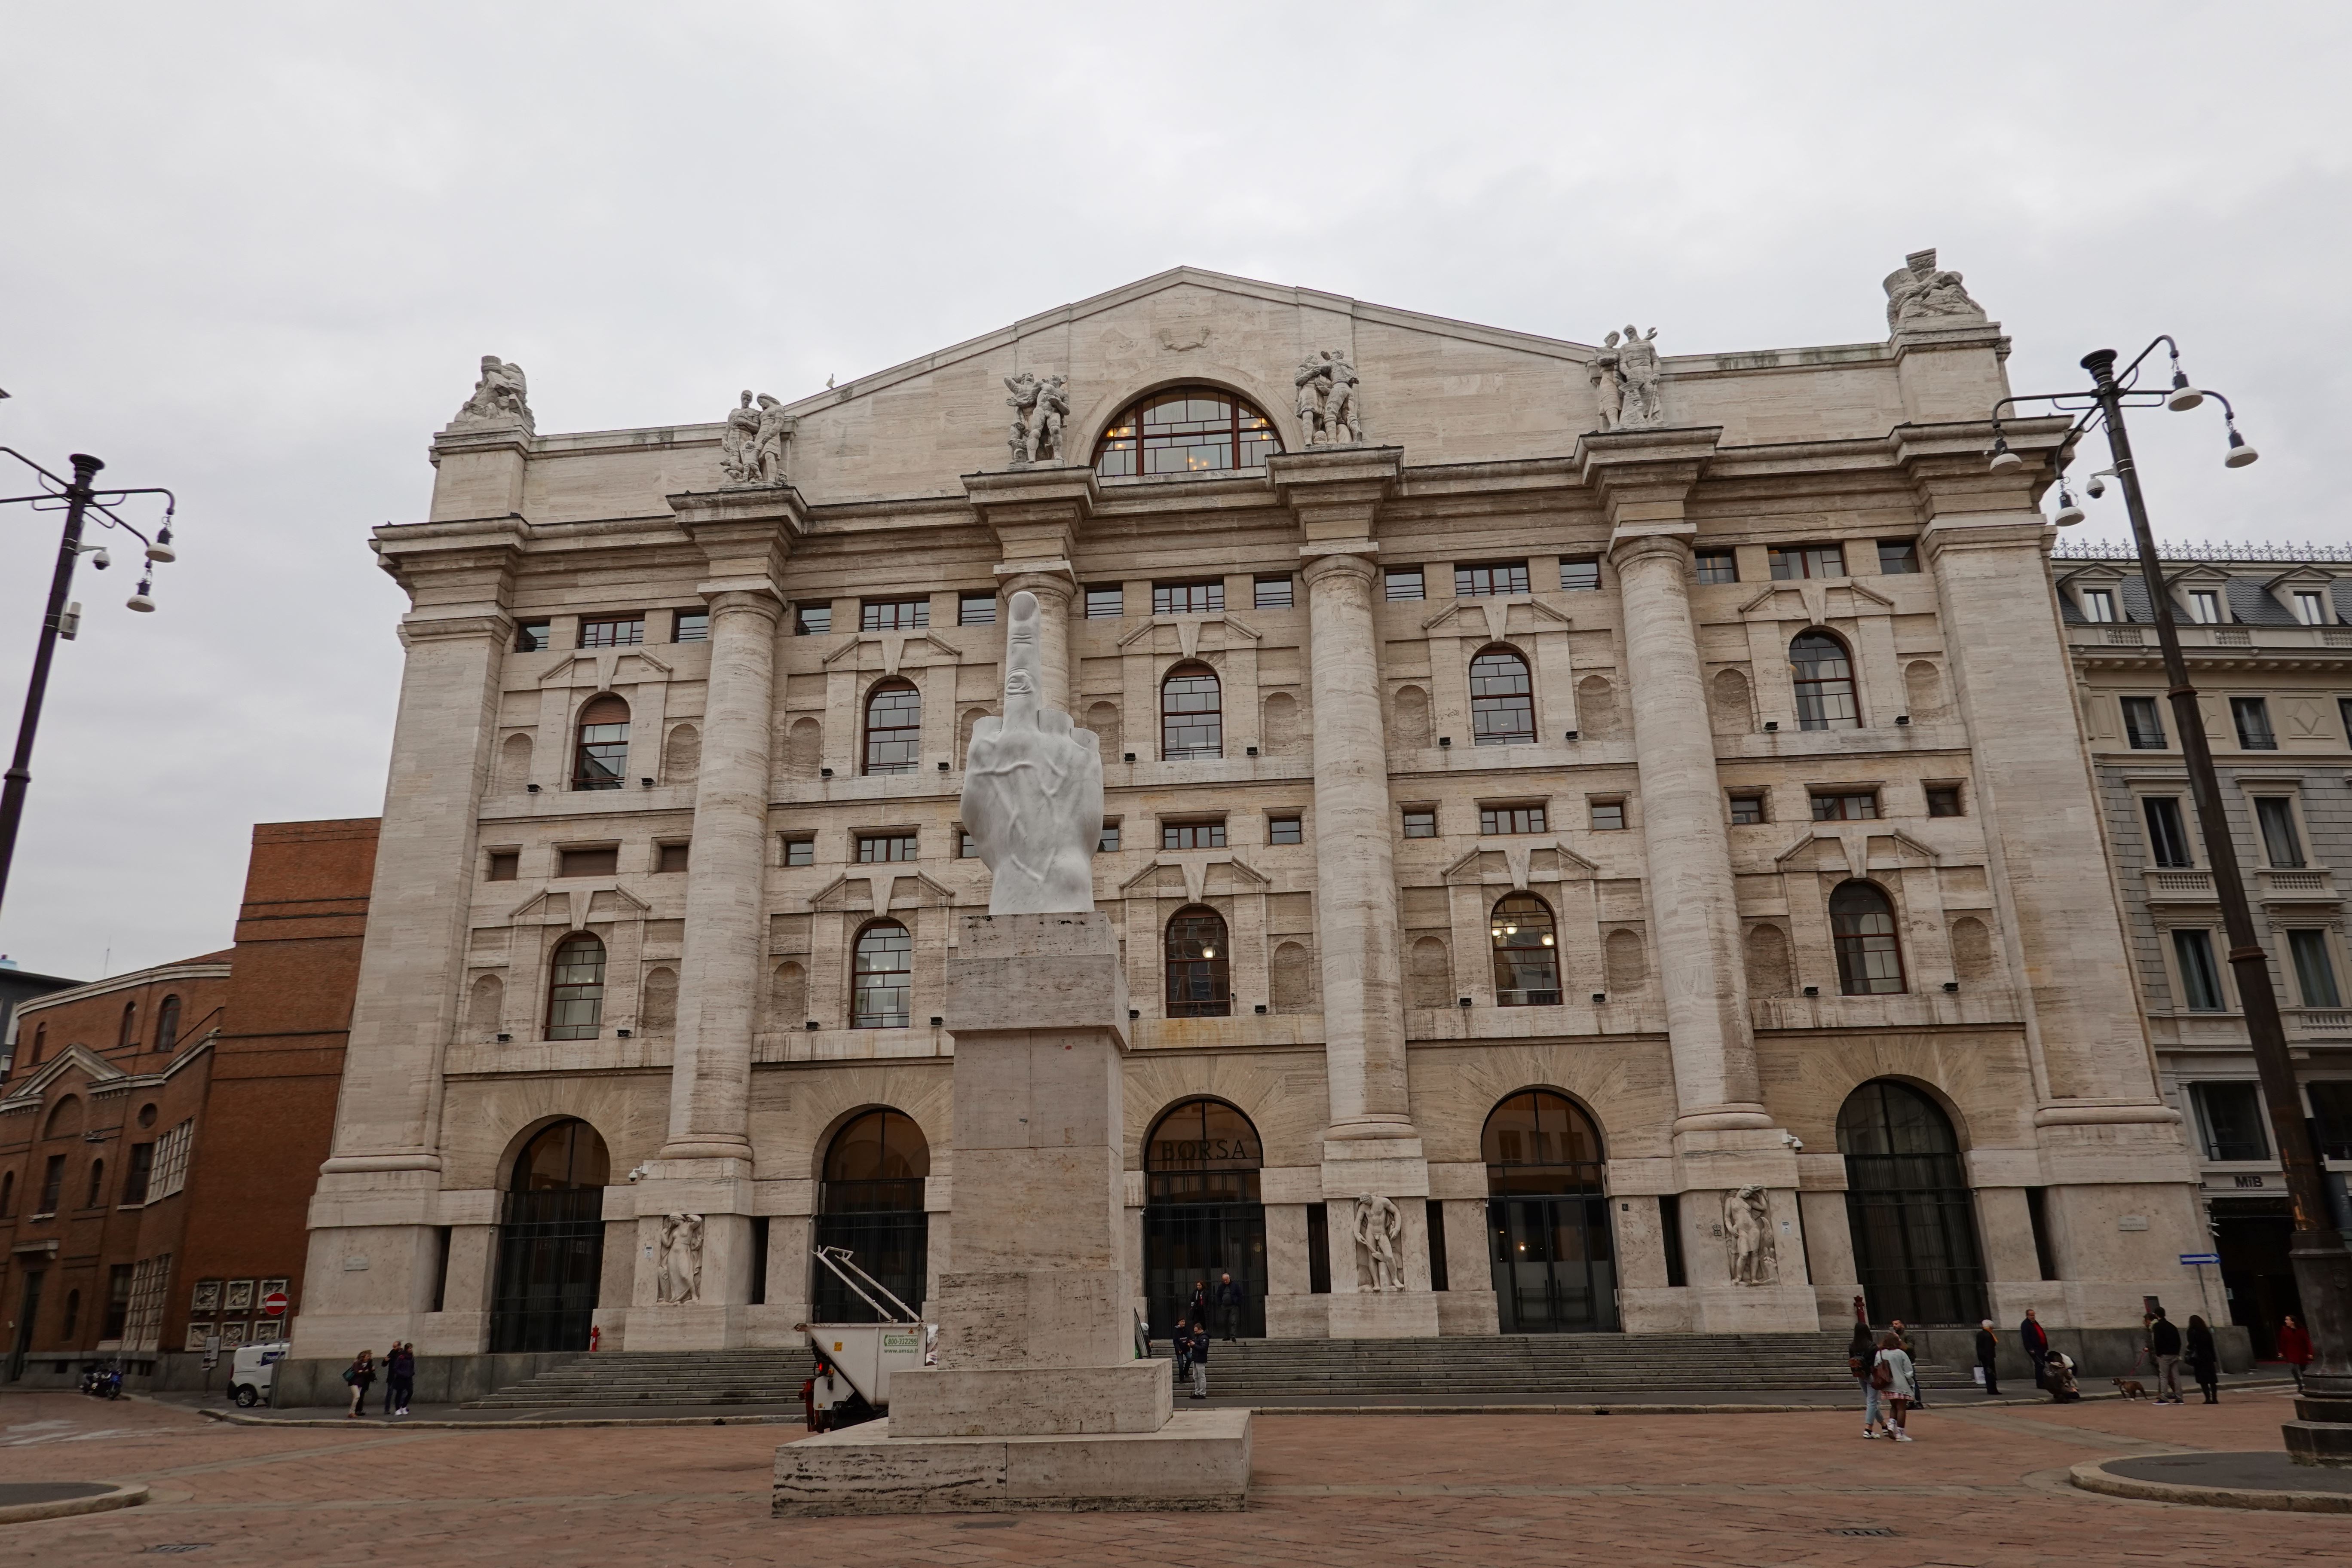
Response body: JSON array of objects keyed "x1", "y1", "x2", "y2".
[{"x1": 2044, "y1": 1350, "x2": 2082, "y2": 1403}]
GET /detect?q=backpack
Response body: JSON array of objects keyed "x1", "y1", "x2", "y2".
[{"x1": 1868, "y1": 1353, "x2": 1894, "y2": 1390}]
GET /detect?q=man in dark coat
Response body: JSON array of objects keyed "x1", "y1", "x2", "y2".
[
  {"x1": 2150, "y1": 1307, "x2": 2185, "y2": 1403},
  {"x1": 1974, "y1": 1320, "x2": 2000, "y2": 1396},
  {"x1": 1215, "y1": 1272, "x2": 1244, "y2": 1343},
  {"x1": 2019, "y1": 1308, "x2": 2049, "y2": 1389}
]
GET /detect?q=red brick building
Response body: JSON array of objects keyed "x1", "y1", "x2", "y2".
[{"x1": 0, "y1": 818, "x2": 377, "y2": 1383}]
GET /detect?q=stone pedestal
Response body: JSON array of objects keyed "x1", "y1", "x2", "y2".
[{"x1": 774, "y1": 913, "x2": 1251, "y2": 1514}]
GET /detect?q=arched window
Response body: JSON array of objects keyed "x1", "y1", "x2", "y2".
[
  {"x1": 86, "y1": 1158, "x2": 106, "y2": 1209},
  {"x1": 1830, "y1": 880, "x2": 1905, "y2": 995},
  {"x1": 491, "y1": 1118, "x2": 611, "y2": 1353},
  {"x1": 1790, "y1": 631, "x2": 1861, "y2": 731},
  {"x1": 118, "y1": 1001, "x2": 138, "y2": 1050},
  {"x1": 30, "y1": 1023, "x2": 44, "y2": 1064},
  {"x1": 154, "y1": 995, "x2": 181, "y2": 1054},
  {"x1": 1470, "y1": 647, "x2": 1536, "y2": 746},
  {"x1": 1161, "y1": 664, "x2": 1222, "y2": 760},
  {"x1": 572, "y1": 694, "x2": 631, "y2": 790},
  {"x1": 1143, "y1": 1098, "x2": 1266, "y2": 1338},
  {"x1": 545, "y1": 934, "x2": 608, "y2": 1039},
  {"x1": 1838, "y1": 1081, "x2": 1986, "y2": 1324},
  {"x1": 818, "y1": 1109, "x2": 931, "y2": 1322},
  {"x1": 1094, "y1": 386, "x2": 1278, "y2": 478},
  {"x1": 1483, "y1": 1090, "x2": 1614, "y2": 1333},
  {"x1": 1490, "y1": 893, "x2": 1561, "y2": 1006},
  {"x1": 863, "y1": 680, "x2": 921, "y2": 775},
  {"x1": 851, "y1": 921, "x2": 912, "y2": 1029},
  {"x1": 1164, "y1": 906, "x2": 1231, "y2": 1018}
]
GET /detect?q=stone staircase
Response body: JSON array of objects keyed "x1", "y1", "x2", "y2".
[{"x1": 464, "y1": 1332, "x2": 1970, "y2": 1409}]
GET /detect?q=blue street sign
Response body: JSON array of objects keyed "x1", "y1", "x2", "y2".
[{"x1": 2178, "y1": 1253, "x2": 2220, "y2": 1266}]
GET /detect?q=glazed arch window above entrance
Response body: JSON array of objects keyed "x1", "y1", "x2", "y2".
[
  {"x1": 1469, "y1": 647, "x2": 1536, "y2": 747},
  {"x1": 572, "y1": 695, "x2": 630, "y2": 791},
  {"x1": 1490, "y1": 892, "x2": 1562, "y2": 1006},
  {"x1": 1790, "y1": 631, "x2": 1861, "y2": 731},
  {"x1": 1094, "y1": 387, "x2": 1278, "y2": 479}
]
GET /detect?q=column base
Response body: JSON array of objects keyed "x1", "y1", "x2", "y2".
[
  {"x1": 1324, "y1": 1290, "x2": 1441, "y2": 1338},
  {"x1": 889, "y1": 1360, "x2": 1171, "y2": 1437},
  {"x1": 774, "y1": 1408, "x2": 1252, "y2": 1516}
]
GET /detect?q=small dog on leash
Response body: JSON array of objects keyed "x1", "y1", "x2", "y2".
[{"x1": 2113, "y1": 1378, "x2": 2148, "y2": 1400}]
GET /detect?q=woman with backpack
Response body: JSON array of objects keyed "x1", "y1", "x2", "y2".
[
  {"x1": 1847, "y1": 1317, "x2": 1880, "y2": 1436},
  {"x1": 1869, "y1": 1332, "x2": 1918, "y2": 1441},
  {"x1": 342, "y1": 1349, "x2": 375, "y2": 1419}
]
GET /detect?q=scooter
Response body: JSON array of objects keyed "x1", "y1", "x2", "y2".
[{"x1": 78, "y1": 1362, "x2": 124, "y2": 1400}]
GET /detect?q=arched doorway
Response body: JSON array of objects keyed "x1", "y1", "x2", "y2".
[
  {"x1": 1838, "y1": 1080, "x2": 1988, "y2": 1325},
  {"x1": 1143, "y1": 1099, "x2": 1266, "y2": 1341},
  {"x1": 1484, "y1": 1090, "x2": 1617, "y2": 1333},
  {"x1": 814, "y1": 1109, "x2": 930, "y2": 1321},
  {"x1": 489, "y1": 1119, "x2": 610, "y2": 1353}
]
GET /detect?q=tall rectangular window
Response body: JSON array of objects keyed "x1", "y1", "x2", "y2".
[
  {"x1": 1455, "y1": 561, "x2": 1529, "y2": 597},
  {"x1": 672, "y1": 610, "x2": 709, "y2": 643},
  {"x1": 1559, "y1": 558, "x2": 1602, "y2": 591},
  {"x1": 2121, "y1": 696, "x2": 2167, "y2": 749},
  {"x1": 1876, "y1": 540, "x2": 1920, "y2": 575},
  {"x1": 1097, "y1": 821, "x2": 1121, "y2": 853},
  {"x1": 1693, "y1": 550, "x2": 1738, "y2": 584},
  {"x1": 1153, "y1": 580, "x2": 1224, "y2": 615},
  {"x1": 2143, "y1": 797, "x2": 2193, "y2": 868},
  {"x1": 861, "y1": 598, "x2": 928, "y2": 631},
  {"x1": 121, "y1": 1142, "x2": 154, "y2": 1206},
  {"x1": 2172, "y1": 929, "x2": 2226, "y2": 1011},
  {"x1": 2255, "y1": 797, "x2": 2305, "y2": 867},
  {"x1": 2186, "y1": 590, "x2": 2223, "y2": 625},
  {"x1": 1253, "y1": 575, "x2": 1293, "y2": 609},
  {"x1": 1479, "y1": 805, "x2": 1547, "y2": 835},
  {"x1": 2081, "y1": 590, "x2": 2117, "y2": 623},
  {"x1": 1383, "y1": 568, "x2": 1424, "y2": 602},
  {"x1": 103, "y1": 1262, "x2": 135, "y2": 1339},
  {"x1": 430, "y1": 1226, "x2": 453, "y2": 1314},
  {"x1": 2232, "y1": 697, "x2": 2277, "y2": 750},
  {"x1": 2341, "y1": 697, "x2": 2352, "y2": 747},
  {"x1": 794, "y1": 604, "x2": 832, "y2": 636},
  {"x1": 2024, "y1": 1188, "x2": 2060, "y2": 1281},
  {"x1": 2290, "y1": 929, "x2": 2342, "y2": 1008},
  {"x1": 2312, "y1": 1081, "x2": 2352, "y2": 1161},
  {"x1": 515, "y1": 620, "x2": 552, "y2": 652},
  {"x1": 1659, "y1": 1194, "x2": 1686, "y2": 1287},
  {"x1": 1307, "y1": 1204, "x2": 1331, "y2": 1294},
  {"x1": 1085, "y1": 585, "x2": 1124, "y2": 619},
  {"x1": 1425, "y1": 1200, "x2": 1449, "y2": 1292},
  {"x1": 2193, "y1": 1081, "x2": 2268, "y2": 1161},
  {"x1": 958, "y1": 593, "x2": 997, "y2": 626},
  {"x1": 2294, "y1": 591, "x2": 2330, "y2": 626},
  {"x1": 39, "y1": 1153, "x2": 65, "y2": 1214},
  {"x1": 1768, "y1": 543, "x2": 1844, "y2": 579},
  {"x1": 578, "y1": 615, "x2": 645, "y2": 648}
]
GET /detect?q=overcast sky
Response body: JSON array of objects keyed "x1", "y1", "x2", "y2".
[{"x1": 2, "y1": 3, "x2": 2346, "y2": 983}]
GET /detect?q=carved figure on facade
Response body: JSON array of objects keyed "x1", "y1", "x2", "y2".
[
  {"x1": 657, "y1": 1211, "x2": 704, "y2": 1304},
  {"x1": 719, "y1": 391, "x2": 793, "y2": 487},
  {"x1": 1353, "y1": 1194, "x2": 1406, "y2": 1292},
  {"x1": 450, "y1": 355, "x2": 533, "y2": 433},
  {"x1": 1723, "y1": 1185, "x2": 1777, "y2": 1286},
  {"x1": 1882, "y1": 248, "x2": 1988, "y2": 334},
  {"x1": 1294, "y1": 349, "x2": 1371, "y2": 446},
  {"x1": 960, "y1": 589, "x2": 1104, "y2": 914},
  {"x1": 1592, "y1": 327, "x2": 1664, "y2": 429},
  {"x1": 1588, "y1": 338, "x2": 1624, "y2": 432},
  {"x1": 1003, "y1": 371, "x2": 1071, "y2": 467}
]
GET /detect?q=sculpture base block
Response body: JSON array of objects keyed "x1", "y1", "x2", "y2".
[
  {"x1": 773, "y1": 1408, "x2": 1251, "y2": 1516},
  {"x1": 889, "y1": 1360, "x2": 1172, "y2": 1437},
  {"x1": 1324, "y1": 1290, "x2": 1441, "y2": 1338}
]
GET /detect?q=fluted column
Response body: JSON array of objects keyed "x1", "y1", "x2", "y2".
[
  {"x1": 662, "y1": 585, "x2": 782, "y2": 1159},
  {"x1": 1609, "y1": 529, "x2": 1769, "y2": 1131},
  {"x1": 1302, "y1": 548, "x2": 1414, "y2": 1138}
]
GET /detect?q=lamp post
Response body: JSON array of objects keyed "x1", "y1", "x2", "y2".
[
  {"x1": 1992, "y1": 341, "x2": 2352, "y2": 1466},
  {"x1": 0, "y1": 446, "x2": 178, "y2": 919}
]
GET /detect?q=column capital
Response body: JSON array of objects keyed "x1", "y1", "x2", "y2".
[
  {"x1": 668, "y1": 493, "x2": 805, "y2": 605},
  {"x1": 372, "y1": 514, "x2": 530, "y2": 609},
  {"x1": 1299, "y1": 545, "x2": 1380, "y2": 586},
  {"x1": 1574, "y1": 426, "x2": 1721, "y2": 531},
  {"x1": 1890, "y1": 416, "x2": 2074, "y2": 525},
  {"x1": 702, "y1": 587, "x2": 785, "y2": 621},
  {"x1": 965, "y1": 466, "x2": 1099, "y2": 570},
  {"x1": 1270, "y1": 444, "x2": 1402, "y2": 543},
  {"x1": 995, "y1": 564, "x2": 1078, "y2": 600}
]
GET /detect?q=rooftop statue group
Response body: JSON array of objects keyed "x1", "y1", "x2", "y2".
[
  {"x1": 719, "y1": 390, "x2": 793, "y2": 487},
  {"x1": 1004, "y1": 371, "x2": 1072, "y2": 467},
  {"x1": 449, "y1": 355, "x2": 534, "y2": 434},
  {"x1": 1294, "y1": 348, "x2": 1370, "y2": 445},
  {"x1": 1589, "y1": 325, "x2": 1665, "y2": 432},
  {"x1": 1882, "y1": 248, "x2": 1988, "y2": 333}
]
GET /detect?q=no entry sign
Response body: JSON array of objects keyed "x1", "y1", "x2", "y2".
[{"x1": 260, "y1": 1290, "x2": 290, "y2": 1317}]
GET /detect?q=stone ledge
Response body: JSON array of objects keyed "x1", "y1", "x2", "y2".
[
  {"x1": 772, "y1": 1407, "x2": 1250, "y2": 1515},
  {"x1": 2070, "y1": 1452, "x2": 2352, "y2": 1512}
]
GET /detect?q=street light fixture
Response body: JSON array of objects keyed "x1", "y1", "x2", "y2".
[
  {"x1": 1990, "y1": 338, "x2": 2350, "y2": 1467},
  {"x1": 0, "y1": 447, "x2": 179, "y2": 918}
]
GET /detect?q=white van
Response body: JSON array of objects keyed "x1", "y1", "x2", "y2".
[{"x1": 227, "y1": 1341, "x2": 290, "y2": 1408}]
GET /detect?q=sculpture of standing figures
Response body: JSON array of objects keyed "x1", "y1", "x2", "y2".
[
  {"x1": 959, "y1": 590, "x2": 1104, "y2": 914},
  {"x1": 1723, "y1": 1185, "x2": 1777, "y2": 1286},
  {"x1": 658, "y1": 1212, "x2": 705, "y2": 1304},
  {"x1": 1003, "y1": 371, "x2": 1070, "y2": 466},
  {"x1": 1294, "y1": 349, "x2": 1372, "y2": 446},
  {"x1": 1353, "y1": 1194, "x2": 1406, "y2": 1292},
  {"x1": 1614, "y1": 325, "x2": 1664, "y2": 426},
  {"x1": 720, "y1": 391, "x2": 794, "y2": 486}
]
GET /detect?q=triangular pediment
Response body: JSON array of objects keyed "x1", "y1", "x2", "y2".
[{"x1": 0, "y1": 1043, "x2": 125, "y2": 1109}]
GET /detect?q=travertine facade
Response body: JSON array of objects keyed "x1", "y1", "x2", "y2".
[
  {"x1": 294, "y1": 264, "x2": 2216, "y2": 1366},
  {"x1": 2060, "y1": 542, "x2": 2352, "y2": 1354}
]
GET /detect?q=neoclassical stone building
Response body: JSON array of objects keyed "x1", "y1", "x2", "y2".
[{"x1": 294, "y1": 261, "x2": 2215, "y2": 1368}]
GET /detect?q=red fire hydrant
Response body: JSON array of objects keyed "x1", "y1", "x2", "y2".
[{"x1": 589, "y1": 1326, "x2": 601, "y2": 1353}]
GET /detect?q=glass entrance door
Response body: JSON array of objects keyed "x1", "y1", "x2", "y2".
[
  {"x1": 489, "y1": 1189, "x2": 605, "y2": 1352},
  {"x1": 1488, "y1": 1194, "x2": 1617, "y2": 1333},
  {"x1": 1144, "y1": 1202, "x2": 1267, "y2": 1340},
  {"x1": 1838, "y1": 1080, "x2": 1988, "y2": 1326}
]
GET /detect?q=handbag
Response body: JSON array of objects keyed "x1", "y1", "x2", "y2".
[{"x1": 1869, "y1": 1355, "x2": 1893, "y2": 1391}]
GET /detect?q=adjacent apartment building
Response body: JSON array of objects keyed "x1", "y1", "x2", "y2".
[
  {"x1": 2060, "y1": 541, "x2": 2352, "y2": 1356},
  {"x1": 289, "y1": 256, "x2": 2221, "y2": 1375},
  {"x1": 0, "y1": 818, "x2": 377, "y2": 1383}
]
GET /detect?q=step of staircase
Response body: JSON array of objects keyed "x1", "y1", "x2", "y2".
[{"x1": 461, "y1": 1332, "x2": 1970, "y2": 1408}]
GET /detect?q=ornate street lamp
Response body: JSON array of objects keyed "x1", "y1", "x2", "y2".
[
  {"x1": 0, "y1": 447, "x2": 179, "y2": 917},
  {"x1": 1991, "y1": 341, "x2": 2350, "y2": 1466}
]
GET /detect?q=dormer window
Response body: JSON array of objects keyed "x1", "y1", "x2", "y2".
[
  {"x1": 2294, "y1": 590, "x2": 2330, "y2": 626},
  {"x1": 2185, "y1": 590, "x2": 2223, "y2": 625},
  {"x1": 2081, "y1": 589, "x2": 2117, "y2": 623}
]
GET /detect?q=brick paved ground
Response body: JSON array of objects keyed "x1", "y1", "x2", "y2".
[{"x1": 2, "y1": 1386, "x2": 2341, "y2": 1565}]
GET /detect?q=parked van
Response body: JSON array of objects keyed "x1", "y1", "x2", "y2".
[{"x1": 227, "y1": 1341, "x2": 290, "y2": 1408}]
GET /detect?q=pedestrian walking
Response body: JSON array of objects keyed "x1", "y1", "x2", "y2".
[
  {"x1": 2019, "y1": 1308, "x2": 2049, "y2": 1391},
  {"x1": 2186, "y1": 1315, "x2": 2219, "y2": 1404},
  {"x1": 1872, "y1": 1333, "x2": 1918, "y2": 1441},
  {"x1": 1974, "y1": 1320, "x2": 2001, "y2": 1397},
  {"x1": 1216, "y1": 1271, "x2": 1243, "y2": 1344},
  {"x1": 1188, "y1": 1323, "x2": 1210, "y2": 1400},
  {"x1": 1187, "y1": 1279, "x2": 1210, "y2": 1331},
  {"x1": 342, "y1": 1350, "x2": 375, "y2": 1419},
  {"x1": 2278, "y1": 1315, "x2": 2314, "y2": 1392},
  {"x1": 2149, "y1": 1307, "x2": 2184, "y2": 1403},
  {"x1": 1848, "y1": 1317, "x2": 1881, "y2": 1436},
  {"x1": 388, "y1": 1342, "x2": 416, "y2": 1417},
  {"x1": 380, "y1": 1346, "x2": 401, "y2": 1415},
  {"x1": 1173, "y1": 1320, "x2": 1192, "y2": 1386},
  {"x1": 1889, "y1": 1318, "x2": 1926, "y2": 1409}
]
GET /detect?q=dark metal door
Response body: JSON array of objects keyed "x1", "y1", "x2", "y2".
[
  {"x1": 6, "y1": 1270, "x2": 41, "y2": 1381},
  {"x1": 812, "y1": 1206, "x2": 929, "y2": 1322},
  {"x1": 1144, "y1": 1202, "x2": 1266, "y2": 1340},
  {"x1": 1488, "y1": 1196, "x2": 1618, "y2": 1333},
  {"x1": 489, "y1": 1189, "x2": 605, "y2": 1353}
]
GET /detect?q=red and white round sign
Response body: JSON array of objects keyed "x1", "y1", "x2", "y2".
[{"x1": 260, "y1": 1291, "x2": 290, "y2": 1318}]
